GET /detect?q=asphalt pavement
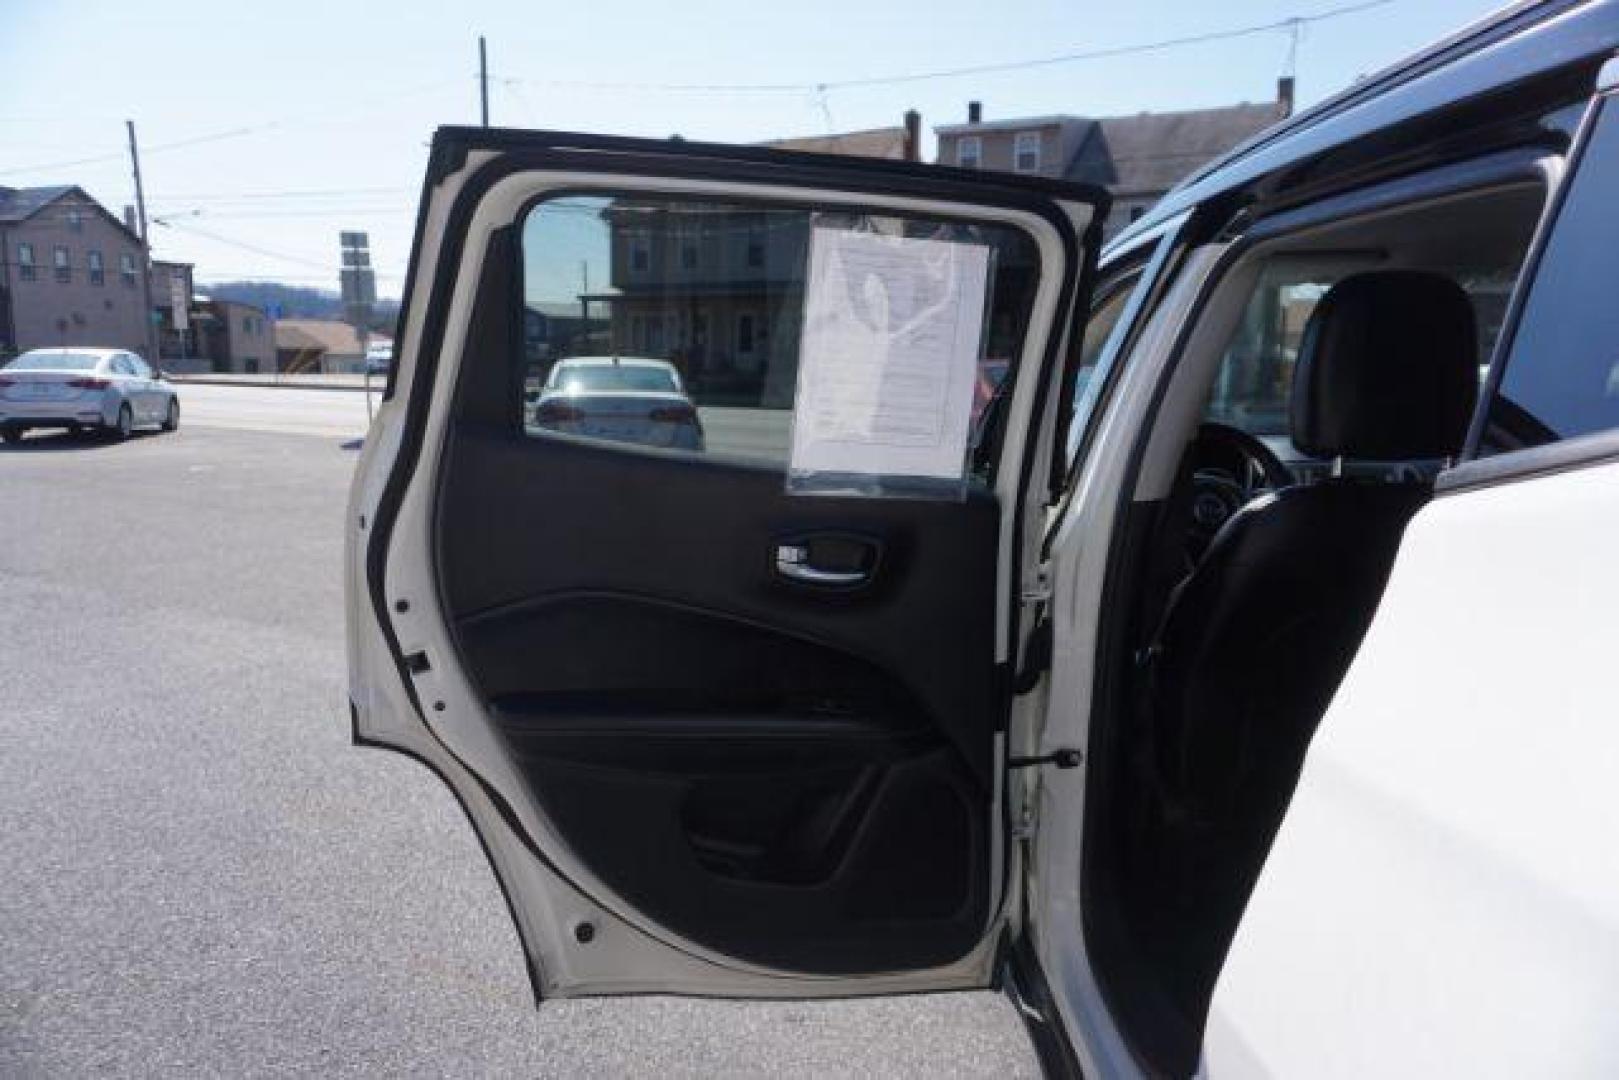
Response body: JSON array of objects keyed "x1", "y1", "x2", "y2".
[{"x1": 0, "y1": 388, "x2": 1039, "y2": 1077}]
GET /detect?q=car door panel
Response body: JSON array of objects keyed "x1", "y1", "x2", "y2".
[
  {"x1": 351, "y1": 130, "x2": 1105, "y2": 997},
  {"x1": 437, "y1": 431, "x2": 1001, "y2": 972}
]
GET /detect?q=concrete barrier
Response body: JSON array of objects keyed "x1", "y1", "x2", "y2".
[{"x1": 165, "y1": 373, "x2": 379, "y2": 393}]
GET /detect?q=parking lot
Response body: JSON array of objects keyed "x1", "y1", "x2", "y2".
[{"x1": 0, "y1": 386, "x2": 1038, "y2": 1077}]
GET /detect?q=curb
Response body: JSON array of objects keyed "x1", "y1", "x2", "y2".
[{"x1": 167, "y1": 376, "x2": 381, "y2": 393}]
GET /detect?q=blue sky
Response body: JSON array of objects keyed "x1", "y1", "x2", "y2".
[{"x1": 1, "y1": 0, "x2": 1504, "y2": 299}]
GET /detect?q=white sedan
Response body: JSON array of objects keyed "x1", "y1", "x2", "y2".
[{"x1": 0, "y1": 348, "x2": 178, "y2": 443}]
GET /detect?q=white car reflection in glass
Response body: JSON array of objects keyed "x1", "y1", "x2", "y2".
[{"x1": 528, "y1": 356, "x2": 705, "y2": 452}]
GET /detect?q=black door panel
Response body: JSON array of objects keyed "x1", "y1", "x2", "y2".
[
  {"x1": 401, "y1": 138, "x2": 1106, "y2": 978},
  {"x1": 437, "y1": 430, "x2": 1004, "y2": 786},
  {"x1": 458, "y1": 593, "x2": 934, "y2": 740},
  {"x1": 511, "y1": 743, "x2": 984, "y2": 972},
  {"x1": 435, "y1": 427, "x2": 1004, "y2": 971}
]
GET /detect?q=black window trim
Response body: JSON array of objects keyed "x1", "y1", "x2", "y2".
[{"x1": 1438, "y1": 89, "x2": 1619, "y2": 493}]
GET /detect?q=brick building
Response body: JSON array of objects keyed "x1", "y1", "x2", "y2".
[
  {"x1": 0, "y1": 186, "x2": 151, "y2": 359},
  {"x1": 934, "y1": 81, "x2": 1295, "y2": 239}
]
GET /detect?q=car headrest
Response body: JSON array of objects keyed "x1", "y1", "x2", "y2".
[{"x1": 1290, "y1": 270, "x2": 1478, "y2": 461}]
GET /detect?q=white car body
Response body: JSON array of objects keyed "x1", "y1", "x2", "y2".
[
  {"x1": 530, "y1": 356, "x2": 704, "y2": 452},
  {"x1": 0, "y1": 348, "x2": 177, "y2": 440},
  {"x1": 344, "y1": 7, "x2": 1619, "y2": 1076}
]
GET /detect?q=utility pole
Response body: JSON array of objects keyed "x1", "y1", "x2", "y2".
[
  {"x1": 479, "y1": 36, "x2": 490, "y2": 127},
  {"x1": 126, "y1": 120, "x2": 160, "y2": 365},
  {"x1": 579, "y1": 259, "x2": 589, "y2": 333}
]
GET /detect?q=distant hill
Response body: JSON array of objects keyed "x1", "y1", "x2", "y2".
[{"x1": 201, "y1": 281, "x2": 401, "y2": 332}]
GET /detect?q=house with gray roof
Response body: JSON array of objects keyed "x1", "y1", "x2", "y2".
[
  {"x1": 0, "y1": 185, "x2": 152, "y2": 360},
  {"x1": 935, "y1": 82, "x2": 1294, "y2": 239}
]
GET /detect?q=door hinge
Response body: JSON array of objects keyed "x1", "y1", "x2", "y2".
[
  {"x1": 1008, "y1": 748, "x2": 1084, "y2": 770},
  {"x1": 1011, "y1": 806, "x2": 1037, "y2": 839},
  {"x1": 1020, "y1": 565, "x2": 1053, "y2": 605}
]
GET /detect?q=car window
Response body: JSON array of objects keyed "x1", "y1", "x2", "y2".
[
  {"x1": 519, "y1": 193, "x2": 1043, "y2": 472},
  {"x1": 1206, "y1": 258, "x2": 1523, "y2": 445},
  {"x1": 1065, "y1": 270, "x2": 1142, "y2": 462},
  {"x1": 5, "y1": 351, "x2": 102, "y2": 372},
  {"x1": 1482, "y1": 99, "x2": 1619, "y2": 453},
  {"x1": 548, "y1": 363, "x2": 680, "y2": 394},
  {"x1": 110, "y1": 356, "x2": 135, "y2": 376}
]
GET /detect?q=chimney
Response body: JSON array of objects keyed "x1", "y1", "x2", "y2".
[
  {"x1": 123, "y1": 205, "x2": 138, "y2": 232},
  {"x1": 967, "y1": 101, "x2": 982, "y2": 124},
  {"x1": 1277, "y1": 76, "x2": 1296, "y2": 118},
  {"x1": 903, "y1": 110, "x2": 922, "y2": 161}
]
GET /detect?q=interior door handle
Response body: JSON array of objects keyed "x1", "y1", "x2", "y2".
[{"x1": 774, "y1": 543, "x2": 873, "y2": 587}]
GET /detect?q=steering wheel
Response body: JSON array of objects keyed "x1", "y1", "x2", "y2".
[{"x1": 1183, "y1": 422, "x2": 1293, "y2": 560}]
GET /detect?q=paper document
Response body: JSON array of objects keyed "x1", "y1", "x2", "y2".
[{"x1": 789, "y1": 226, "x2": 991, "y2": 484}]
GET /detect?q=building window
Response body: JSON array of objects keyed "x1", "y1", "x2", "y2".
[
  {"x1": 1129, "y1": 205, "x2": 1146, "y2": 223},
  {"x1": 242, "y1": 316, "x2": 252, "y2": 334},
  {"x1": 957, "y1": 136, "x2": 982, "y2": 169},
  {"x1": 88, "y1": 250, "x2": 105, "y2": 285},
  {"x1": 629, "y1": 232, "x2": 651, "y2": 273},
  {"x1": 67, "y1": 208, "x2": 84, "y2": 232},
  {"x1": 53, "y1": 246, "x2": 71, "y2": 283},
  {"x1": 746, "y1": 235, "x2": 765, "y2": 269},
  {"x1": 680, "y1": 236, "x2": 699, "y2": 270},
  {"x1": 1014, "y1": 132, "x2": 1041, "y2": 173},
  {"x1": 737, "y1": 312, "x2": 757, "y2": 355},
  {"x1": 16, "y1": 242, "x2": 36, "y2": 281},
  {"x1": 120, "y1": 253, "x2": 136, "y2": 287}
]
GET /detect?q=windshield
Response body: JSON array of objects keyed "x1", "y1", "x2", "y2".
[
  {"x1": 552, "y1": 365, "x2": 680, "y2": 394},
  {"x1": 5, "y1": 351, "x2": 104, "y2": 372}
]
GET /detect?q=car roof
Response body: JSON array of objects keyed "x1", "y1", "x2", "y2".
[{"x1": 1108, "y1": 0, "x2": 1613, "y2": 252}]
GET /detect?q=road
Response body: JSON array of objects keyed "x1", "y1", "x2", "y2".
[
  {"x1": 0, "y1": 385, "x2": 1039, "y2": 1077},
  {"x1": 174, "y1": 381, "x2": 794, "y2": 459}
]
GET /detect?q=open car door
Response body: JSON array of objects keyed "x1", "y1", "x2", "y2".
[{"x1": 346, "y1": 127, "x2": 1106, "y2": 1000}]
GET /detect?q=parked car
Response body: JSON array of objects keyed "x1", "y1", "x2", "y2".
[
  {"x1": 0, "y1": 348, "x2": 178, "y2": 443},
  {"x1": 529, "y1": 356, "x2": 704, "y2": 451},
  {"x1": 346, "y1": 5, "x2": 1619, "y2": 1075},
  {"x1": 364, "y1": 340, "x2": 393, "y2": 378}
]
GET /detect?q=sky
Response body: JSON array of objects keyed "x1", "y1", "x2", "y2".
[{"x1": 1, "y1": 0, "x2": 1507, "y2": 301}]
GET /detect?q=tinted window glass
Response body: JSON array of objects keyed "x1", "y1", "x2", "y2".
[
  {"x1": 1210, "y1": 259, "x2": 1525, "y2": 442},
  {"x1": 520, "y1": 194, "x2": 1043, "y2": 472},
  {"x1": 1065, "y1": 271, "x2": 1139, "y2": 460},
  {"x1": 6, "y1": 351, "x2": 102, "y2": 372},
  {"x1": 549, "y1": 362, "x2": 679, "y2": 394},
  {"x1": 1485, "y1": 100, "x2": 1619, "y2": 451}
]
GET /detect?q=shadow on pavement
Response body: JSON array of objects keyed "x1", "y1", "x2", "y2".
[{"x1": 0, "y1": 429, "x2": 162, "y2": 454}]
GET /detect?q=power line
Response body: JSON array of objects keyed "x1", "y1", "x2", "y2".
[
  {"x1": 0, "y1": 77, "x2": 459, "y2": 179},
  {"x1": 150, "y1": 185, "x2": 414, "y2": 201},
  {"x1": 501, "y1": 0, "x2": 1395, "y2": 96},
  {"x1": 149, "y1": 207, "x2": 420, "y2": 220},
  {"x1": 154, "y1": 217, "x2": 407, "y2": 280},
  {"x1": 0, "y1": 1, "x2": 1394, "y2": 183},
  {"x1": 818, "y1": 0, "x2": 1393, "y2": 90},
  {"x1": 151, "y1": 215, "x2": 336, "y2": 272}
]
